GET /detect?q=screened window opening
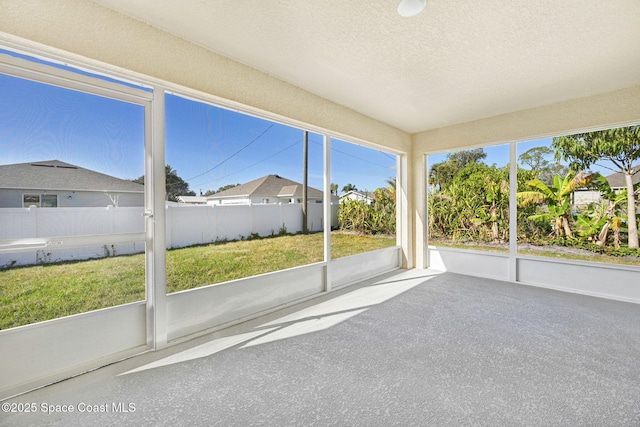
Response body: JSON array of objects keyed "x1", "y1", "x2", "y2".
[
  {"x1": 0, "y1": 65, "x2": 146, "y2": 330},
  {"x1": 330, "y1": 138, "x2": 398, "y2": 259}
]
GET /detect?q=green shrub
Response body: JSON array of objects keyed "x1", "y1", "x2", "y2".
[{"x1": 338, "y1": 187, "x2": 396, "y2": 235}]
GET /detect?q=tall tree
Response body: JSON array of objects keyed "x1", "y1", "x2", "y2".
[
  {"x1": 448, "y1": 148, "x2": 487, "y2": 168},
  {"x1": 330, "y1": 183, "x2": 339, "y2": 196},
  {"x1": 216, "y1": 183, "x2": 240, "y2": 193},
  {"x1": 133, "y1": 165, "x2": 195, "y2": 202},
  {"x1": 518, "y1": 146, "x2": 569, "y2": 185},
  {"x1": 202, "y1": 184, "x2": 239, "y2": 197},
  {"x1": 552, "y1": 126, "x2": 640, "y2": 248},
  {"x1": 429, "y1": 148, "x2": 487, "y2": 190}
]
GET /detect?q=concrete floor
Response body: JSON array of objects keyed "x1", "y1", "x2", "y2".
[{"x1": 2, "y1": 269, "x2": 639, "y2": 426}]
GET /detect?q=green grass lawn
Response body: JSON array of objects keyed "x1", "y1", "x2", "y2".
[{"x1": 0, "y1": 232, "x2": 396, "y2": 330}]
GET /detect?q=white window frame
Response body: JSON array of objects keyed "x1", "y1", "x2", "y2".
[
  {"x1": 22, "y1": 193, "x2": 42, "y2": 208},
  {"x1": 0, "y1": 52, "x2": 162, "y2": 347},
  {"x1": 41, "y1": 194, "x2": 58, "y2": 208}
]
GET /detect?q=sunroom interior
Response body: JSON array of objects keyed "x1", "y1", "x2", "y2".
[{"x1": 1, "y1": 0, "x2": 640, "y2": 403}]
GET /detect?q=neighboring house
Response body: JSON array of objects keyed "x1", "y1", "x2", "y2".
[
  {"x1": 177, "y1": 195, "x2": 208, "y2": 205},
  {"x1": 605, "y1": 168, "x2": 640, "y2": 191},
  {"x1": 573, "y1": 167, "x2": 640, "y2": 210},
  {"x1": 207, "y1": 174, "x2": 328, "y2": 205},
  {"x1": 0, "y1": 160, "x2": 144, "y2": 208},
  {"x1": 340, "y1": 190, "x2": 374, "y2": 205}
]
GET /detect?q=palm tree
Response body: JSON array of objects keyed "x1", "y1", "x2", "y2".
[
  {"x1": 517, "y1": 171, "x2": 594, "y2": 238},
  {"x1": 384, "y1": 177, "x2": 397, "y2": 202},
  {"x1": 341, "y1": 183, "x2": 357, "y2": 193}
]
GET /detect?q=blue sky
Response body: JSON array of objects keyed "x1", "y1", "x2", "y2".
[
  {"x1": 427, "y1": 138, "x2": 617, "y2": 177},
  {"x1": 428, "y1": 140, "x2": 551, "y2": 170},
  {"x1": 0, "y1": 55, "x2": 396, "y2": 194},
  {"x1": 0, "y1": 72, "x2": 146, "y2": 178},
  {"x1": 164, "y1": 94, "x2": 396, "y2": 193}
]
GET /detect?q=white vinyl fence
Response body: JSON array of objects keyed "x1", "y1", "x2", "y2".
[{"x1": 0, "y1": 203, "x2": 338, "y2": 267}]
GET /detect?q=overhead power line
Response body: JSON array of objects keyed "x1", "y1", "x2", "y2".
[
  {"x1": 190, "y1": 138, "x2": 302, "y2": 188},
  {"x1": 185, "y1": 124, "x2": 275, "y2": 182},
  {"x1": 309, "y1": 140, "x2": 394, "y2": 170}
]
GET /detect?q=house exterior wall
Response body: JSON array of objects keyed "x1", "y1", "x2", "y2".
[
  {"x1": 572, "y1": 190, "x2": 602, "y2": 208},
  {"x1": 0, "y1": 189, "x2": 144, "y2": 208},
  {"x1": 340, "y1": 192, "x2": 373, "y2": 205}
]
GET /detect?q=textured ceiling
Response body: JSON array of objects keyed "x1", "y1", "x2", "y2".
[{"x1": 91, "y1": 0, "x2": 640, "y2": 134}]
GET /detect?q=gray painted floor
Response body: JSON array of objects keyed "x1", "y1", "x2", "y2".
[{"x1": 2, "y1": 269, "x2": 640, "y2": 426}]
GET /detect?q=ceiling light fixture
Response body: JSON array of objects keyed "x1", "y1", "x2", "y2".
[{"x1": 397, "y1": 0, "x2": 426, "y2": 17}]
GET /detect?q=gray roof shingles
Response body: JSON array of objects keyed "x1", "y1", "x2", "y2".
[
  {"x1": 211, "y1": 174, "x2": 323, "y2": 199},
  {"x1": 0, "y1": 160, "x2": 144, "y2": 193},
  {"x1": 606, "y1": 166, "x2": 640, "y2": 189}
]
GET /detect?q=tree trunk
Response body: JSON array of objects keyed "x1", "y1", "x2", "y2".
[
  {"x1": 625, "y1": 173, "x2": 639, "y2": 249},
  {"x1": 554, "y1": 218, "x2": 562, "y2": 237},
  {"x1": 595, "y1": 222, "x2": 610, "y2": 247},
  {"x1": 561, "y1": 216, "x2": 573, "y2": 237},
  {"x1": 490, "y1": 206, "x2": 499, "y2": 241},
  {"x1": 596, "y1": 200, "x2": 617, "y2": 246}
]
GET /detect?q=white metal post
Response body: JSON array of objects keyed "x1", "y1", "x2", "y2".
[
  {"x1": 509, "y1": 141, "x2": 518, "y2": 282},
  {"x1": 147, "y1": 87, "x2": 167, "y2": 349},
  {"x1": 423, "y1": 154, "x2": 430, "y2": 269},
  {"x1": 396, "y1": 154, "x2": 402, "y2": 249},
  {"x1": 398, "y1": 152, "x2": 413, "y2": 269},
  {"x1": 323, "y1": 134, "x2": 332, "y2": 292}
]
